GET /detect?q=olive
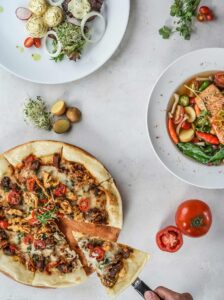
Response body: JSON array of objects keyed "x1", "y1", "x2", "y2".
[
  {"x1": 53, "y1": 119, "x2": 71, "y2": 134},
  {"x1": 66, "y1": 107, "x2": 81, "y2": 123}
]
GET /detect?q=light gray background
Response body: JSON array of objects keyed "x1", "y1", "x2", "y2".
[{"x1": 0, "y1": 0, "x2": 223, "y2": 299}]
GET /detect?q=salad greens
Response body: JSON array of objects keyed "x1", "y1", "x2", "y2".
[
  {"x1": 54, "y1": 22, "x2": 87, "y2": 61},
  {"x1": 159, "y1": 0, "x2": 201, "y2": 40},
  {"x1": 177, "y1": 143, "x2": 224, "y2": 165}
]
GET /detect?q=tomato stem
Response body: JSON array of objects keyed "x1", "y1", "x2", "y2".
[{"x1": 191, "y1": 216, "x2": 204, "y2": 228}]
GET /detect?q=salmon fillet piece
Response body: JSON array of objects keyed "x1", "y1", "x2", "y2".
[{"x1": 195, "y1": 84, "x2": 224, "y2": 144}]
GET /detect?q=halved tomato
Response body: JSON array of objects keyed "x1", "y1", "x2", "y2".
[
  {"x1": 156, "y1": 226, "x2": 183, "y2": 253},
  {"x1": 78, "y1": 198, "x2": 90, "y2": 212},
  {"x1": 215, "y1": 72, "x2": 224, "y2": 88},
  {"x1": 54, "y1": 183, "x2": 67, "y2": 197},
  {"x1": 175, "y1": 199, "x2": 212, "y2": 237},
  {"x1": 34, "y1": 240, "x2": 46, "y2": 250},
  {"x1": 8, "y1": 191, "x2": 21, "y2": 206},
  {"x1": 0, "y1": 220, "x2": 9, "y2": 229},
  {"x1": 23, "y1": 234, "x2": 33, "y2": 245},
  {"x1": 90, "y1": 246, "x2": 105, "y2": 261}
]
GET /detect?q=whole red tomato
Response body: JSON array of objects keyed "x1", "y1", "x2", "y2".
[{"x1": 175, "y1": 199, "x2": 212, "y2": 237}]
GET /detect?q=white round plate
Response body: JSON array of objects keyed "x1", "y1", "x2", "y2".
[
  {"x1": 0, "y1": 0, "x2": 130, "y2": 84},
  {"x1": 147, "y1": 48, "x2": 224, "y2": 189}
]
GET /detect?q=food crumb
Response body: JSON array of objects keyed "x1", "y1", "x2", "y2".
[
  {"x1": 16, "y1": 45, "x2": 24, "y2": 53},
  {"x1": 31, "y1": 53, "x2": 41, "y2": 61}
]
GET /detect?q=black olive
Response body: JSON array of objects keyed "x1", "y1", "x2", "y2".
[
  {"x1": 53, "y1": 153, "x2": 61, "y2": 168},
  {"x1": 1, "y1": 176, "x2": 11, "y2": 188},
  {"x1": 30, "y1": 160, "x2": 40, "y2": 171},
  {"x1": 0, "y1": 229, "x2": 8, "y2": 241}
]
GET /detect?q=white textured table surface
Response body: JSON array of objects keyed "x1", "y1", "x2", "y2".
[{"x1": 0, "y1": 1, "x2": 224, "y2": 299}]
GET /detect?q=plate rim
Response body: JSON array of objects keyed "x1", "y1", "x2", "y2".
[
  {"x1": 147, "y1": 47, "x2": 224, "y2": 189},
  {"x1": 0, "y1": 0, "x2": 130, "y2": 84}
]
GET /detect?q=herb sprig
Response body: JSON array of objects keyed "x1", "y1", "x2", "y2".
[
  {"x1": 23, "y1": 96, "x2": 52, "y2": 131},
  {"x1": 159, "y1": 0, "x2": 201, "y2": 40}
]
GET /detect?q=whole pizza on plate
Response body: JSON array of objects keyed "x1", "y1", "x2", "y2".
[{"x1": 0, "y1": 141, "x2": 148, "y2": 296}]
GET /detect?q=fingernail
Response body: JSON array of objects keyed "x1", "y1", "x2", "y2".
[{"x1": 144, "y1": 291, "x2": 155, "y2": 300}]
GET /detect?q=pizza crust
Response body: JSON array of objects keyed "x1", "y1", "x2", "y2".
[
  {"x1": 0, "y1": 250, "x2": 34, "y2": 285},
  {"x1": 3, "y1": 140, "x2": 63, "y2": 166},
  {"x1": 0, "y1": 155, "x2": 13, "y2": 178},
  {"x1": 32, "y1": 267, "x2": 87, "y2": 288}
]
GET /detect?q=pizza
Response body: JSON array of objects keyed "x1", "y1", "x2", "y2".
[
  {"x1": 73, "y1": 231, "x2": 149, "y2": 296},
  {"x1": 0, "y1": 141, "x2": 148, "y2": 295}
]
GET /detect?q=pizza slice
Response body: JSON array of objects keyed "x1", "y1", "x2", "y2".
[
  {"x1": 72, "y1": 231, "x2": 149, "y2": 297},
  {"x1": 4, "y1": 141, "x2": 122, "y2": 232}
]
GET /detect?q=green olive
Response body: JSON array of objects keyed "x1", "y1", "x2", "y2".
[
  {"x1": 53, "y1": 119, "x2": 70, "y2": 134},
  {"x1": 66, "y1": 107, "x2": 81, "y2": 123}
]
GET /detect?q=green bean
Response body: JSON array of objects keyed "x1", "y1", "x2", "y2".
[{"x1": 199, "y1": 80, "x2": 210, "y2": 92}]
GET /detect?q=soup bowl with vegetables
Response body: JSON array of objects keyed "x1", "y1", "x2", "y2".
[{"x1": 147, "y1": 48, "x2": 224, "y2": 189}]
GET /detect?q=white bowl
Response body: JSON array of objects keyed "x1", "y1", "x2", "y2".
[
  {"x1": 0, "y1": 0, "x2": 130, "y2": 84},
  {"x1": 147, "y1": 48, "x2": 224, "y2": 189}
]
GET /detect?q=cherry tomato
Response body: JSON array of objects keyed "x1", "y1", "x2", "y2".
[
  {"x1": 8, "y1": 191, "x2": 21, "y2": 206},
  {"x1": 156, "y1": 226, "x2": 183, "y2": 253},
  {"x1": 26, "y1": 178, "x2": 36, "y2": 191},
  {"x1": 34, "y1": 240, "x2": 46, "y2": 250},
  {"x1": 197, "y1": 13, "x2": 205, "y2": 22},
  {"x1": 90, "y1": 246, "x2": 105, "y2": 261},
  {"x1": 24, "y1": 37, "x2": 34, "y2": 48},
  {"x1": 0, "y1": 220, "x2": 9, "y2": 229},
  {"x1": 181, "y1": 121, "x2": 191, "y2": 130},
  {"x1": 54, "y1": 183, "x2": 67, "y2": 197},
  {"x1": 78, "y1": 198, "x2": 90, "y2": 212},
  {"x1": 175, "y1": 199, "x2": 212, "y2": 237},
  {"x1": 23, "y1": 234, "x2": 33, "y2": 245},
  {"x1": 206, "y1": 13, "x2": 214, "y2": 21},
  {"x1": 189, "y1": 97, "x2": 196, "y2": 105},
  {"x1": 34, "y1": 38, "x2": 41, "y2": 48},
  {"x1": 199, "y1": 6, "x2": 211, "y2": 15},
  {"x1": 215, "y1": 72, "x2": 224, "y2": 88}
]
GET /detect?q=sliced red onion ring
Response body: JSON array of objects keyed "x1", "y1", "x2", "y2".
[
  {"x1": 43, "y1": 31, "x2": 62, "y2": 58},
  {"x1": 81, "y1": 11, "x2": 106, "y2": 43},
  {"x1": 16, "y1": 7, "x2": 32, "y2": 20},
  {"x1": 47, "y1": 0, "x2": 64, "y2": 6}
]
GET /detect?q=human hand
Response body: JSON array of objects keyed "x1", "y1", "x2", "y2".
[{"x1": 144, "y1": 286, "x2": 193, "y2": 300}]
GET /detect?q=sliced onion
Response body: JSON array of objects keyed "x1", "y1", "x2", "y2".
[
  {"x1": 81, "y1": 11, "x2": 106, "y2": 43},
  {"x1": 47, "y1": 0, "x2": 64, "y2": 6},
  {"x1": 43, "y1": 30, "x2": 62, "y2": 58},
  {"x1": 16, "y1": 7, "x2": 32, "y2": 20},
  {"x1": 67, "y1": 17, "x2": 81, "y2": 26}
]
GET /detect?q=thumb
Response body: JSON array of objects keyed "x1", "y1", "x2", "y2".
[{"x1": 144, "y1": 291, "x2": 160, "y2": 300}]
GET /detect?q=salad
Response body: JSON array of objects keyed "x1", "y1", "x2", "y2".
[
  {"x1": 16, "y1": 0, "x2": 106, "y2": 62},
  {"x1": 167, "y1": 71, "x2": 224, "y2": 165}
]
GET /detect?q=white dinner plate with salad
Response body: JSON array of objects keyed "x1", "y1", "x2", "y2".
[
  {"x1": 0, "y1": 0, "x2": 130, "y2": 84},
  {"x1": 147, "y1": 48, "x2": 224, "y2": 189}
]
